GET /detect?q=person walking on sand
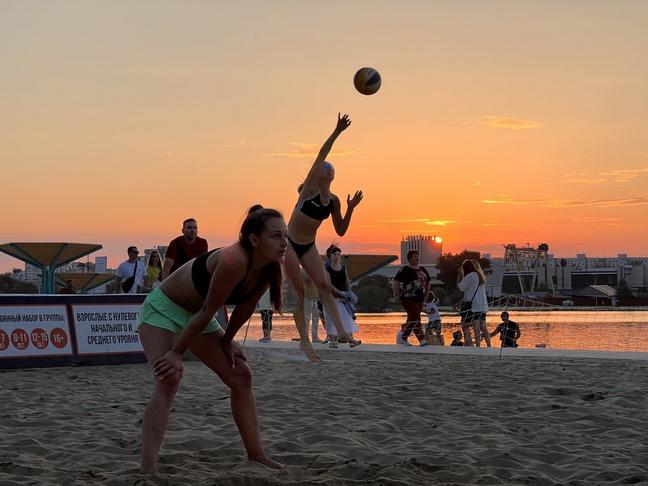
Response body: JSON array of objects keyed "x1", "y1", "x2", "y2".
[
  {"x1": 393, "y1": 250, "x2": 430, "y2": 346},
  {"x1": 137, "y1": 206, "x2": 286, "y2": 473}
]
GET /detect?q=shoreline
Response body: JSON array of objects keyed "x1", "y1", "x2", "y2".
[{"x1": 242, "y1": 339, "x2": 648, "y2": 362}]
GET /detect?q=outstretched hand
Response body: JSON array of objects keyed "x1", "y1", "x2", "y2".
[
  {"x1": 335, "y1": 113, "x2": 352, "y2": 132},
  {"x1": 347, "y1": 190, "x2": 364, "y2": 209}
]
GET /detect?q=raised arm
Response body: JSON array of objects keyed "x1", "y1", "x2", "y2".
[
  {"x1": 457, "y1": 268, "x2": 464, "y2": 286},
  {"x1": 302, "y1": 114, "x2": 351, "y2": 190},
  {"x1": 331, "y1": 191, "x2": 363, "y2": 236}
]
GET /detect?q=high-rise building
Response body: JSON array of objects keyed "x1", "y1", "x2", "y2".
[
  {"x1": 400, "y1": 235, "x2": 443, "y2": 264},
  {"x1": 95, "y1": 256, "x2": 108, "y2": 273}
]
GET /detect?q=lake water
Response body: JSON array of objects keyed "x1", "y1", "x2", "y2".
[{"x1": 241, "y1": 310, "x2": 648, "y2": 353}]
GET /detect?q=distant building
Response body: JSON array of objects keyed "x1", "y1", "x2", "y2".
[
  {"x1": 366, "y1": 238, "x2": 648, "y2": 300},
  {"x1": 95, "y1": 256, "x2": 108, "y2": 273},
  {"x1": 400, "y1": 235, "x2": 443, "y2": 264},
  {"x1": 485, "y1": 252, "x2": 648, "y2": 297}
]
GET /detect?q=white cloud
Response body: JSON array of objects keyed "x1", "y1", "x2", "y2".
[
  {"x1": 560, "y1": 168, "x2": 648, "y2": 184},
  {"x1": 377, "y1": 218, "x2": 456, "y2": 226},
  {"x1": 478, "y1": 116, "x2": 544, "y2": 130},
  {"x1": 269, "y1": 143, "x2": 354, "y2": 158}
]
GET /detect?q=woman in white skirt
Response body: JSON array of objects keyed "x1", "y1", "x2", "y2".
[{"x1": 323, "y1": 245, "x2": 359, "y2": 348}]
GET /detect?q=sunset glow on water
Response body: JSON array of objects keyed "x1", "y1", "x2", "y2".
[{"x1": 243, "y1": 311, "x2": 648, "y2": 353}]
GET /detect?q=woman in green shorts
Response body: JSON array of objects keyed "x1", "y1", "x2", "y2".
[{"x1": 138, "y1": 205, "x2": 286, "y2": 473}]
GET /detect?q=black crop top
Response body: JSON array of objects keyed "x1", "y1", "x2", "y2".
[
  {"x1": 298, "y1": 193, "x2": 334, "y2": 221},
  {"x1": 326, "y1": 264, "x2": 348, "y2": 292},
  {"x1": 191, "y1": 249, "x2": 265, "y2": 304}
]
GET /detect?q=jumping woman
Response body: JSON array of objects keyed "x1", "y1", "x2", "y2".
[{"x1": 284, "y1": 113, "x2": 364, "y2": 361}]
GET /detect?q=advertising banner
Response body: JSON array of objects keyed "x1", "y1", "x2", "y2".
[
  {"x1": 73, "y1": 304, "x2": 144, "y2": 355},
  {"x1": 0, "y1": 305, "x2": 73, "y2": 358}
]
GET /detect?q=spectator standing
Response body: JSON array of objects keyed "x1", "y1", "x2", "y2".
[
  {"x1": 456, "y1": 259, "x2": 490, "y2": 347},
  {"x1": 116, "y1": 246, "x2": 149, "y2": 294},
  {"x1": 258, "y1": 289, "x2": 273, "y2": 342},
  {"x1": 146, "y1": 249, "x2": 163, "y2": 291},
  {"x1": 322, "y1": 245, "x2": 359, "y2": 348},
  {"x1": 161, "y1": 218, "x2": 208, "y2": 280}
]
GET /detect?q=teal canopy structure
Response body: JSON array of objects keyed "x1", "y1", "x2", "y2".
[
  {"x1": 0, "y1": 242, "x2": 103, "y2": 294},
  {"x1": 56, "y1": 272, "x2": 115, "y2": 294}
]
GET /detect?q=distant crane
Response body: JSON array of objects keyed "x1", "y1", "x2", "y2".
[{"x1": 503, "y1": 243, "x2": 555, "y2": 294}]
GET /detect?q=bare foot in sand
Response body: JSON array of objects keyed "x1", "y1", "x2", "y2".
[
  {"x1": 299, "y1": 340, "x2": 321, "y2": 363},
  {"x1": 139, "y1": 464, "x2": 157, "y2": 474},
  {"x1": 250, "y1": 455, "x2": 284, "y2": 469}
]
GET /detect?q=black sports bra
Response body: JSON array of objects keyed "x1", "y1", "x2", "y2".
[
  {"x1": 191, "y1": 249, "x2": 264, "y2": 304},
  {"x1": 298, "y1": 193, "x2": 334, "y2": 221}
]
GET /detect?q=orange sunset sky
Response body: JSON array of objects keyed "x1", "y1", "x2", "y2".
[{"x1": 1, "y1": 1, "x2": 647, "y2": 272}]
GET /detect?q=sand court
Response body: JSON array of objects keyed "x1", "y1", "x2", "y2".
[{"x1": 1, "y1": 347, "x2": 648, "y2": 485}]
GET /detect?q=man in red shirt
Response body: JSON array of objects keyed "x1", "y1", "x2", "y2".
[{"x1": 161, "y1": 218, "x2": 208, "y2": 280}]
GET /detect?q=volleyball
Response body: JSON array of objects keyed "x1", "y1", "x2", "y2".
[{"x1": 353, "y1": 67, "x2": 381, "y2": 95}]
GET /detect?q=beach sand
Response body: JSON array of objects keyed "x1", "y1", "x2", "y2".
[{"x1": 1, "y1": 346, "x2": 648, "y2": 485}]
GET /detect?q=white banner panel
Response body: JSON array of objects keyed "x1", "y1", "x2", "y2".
[
  {"x1": 73, "y1": 304, "x2": 144, "y2": 355},
  {"x1": 0, "y1": 305, "x2": 73, "y2": 358}
]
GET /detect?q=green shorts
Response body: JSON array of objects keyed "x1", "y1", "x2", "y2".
[{"x1": 139, "y1": 287, "x2": 222, "y2": 335}]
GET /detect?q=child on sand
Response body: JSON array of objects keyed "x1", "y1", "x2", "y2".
[
  {"x1": 450, "y1": 330, "x2": 464, "y2": 346},
  {"x1": 423, "y1": 290, "x2": 443, "y2": 345},
  {"x1": 490, "y1": 311, "x2": 521, "y2": 348}
]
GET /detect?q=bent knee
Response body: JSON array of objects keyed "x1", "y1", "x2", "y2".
[
  {"x1": 228, "y1": 360, "x2": 253, "y2": 389},
  {"x1": 154, "y1": 372, "x2": 182, "y2": 395}
]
